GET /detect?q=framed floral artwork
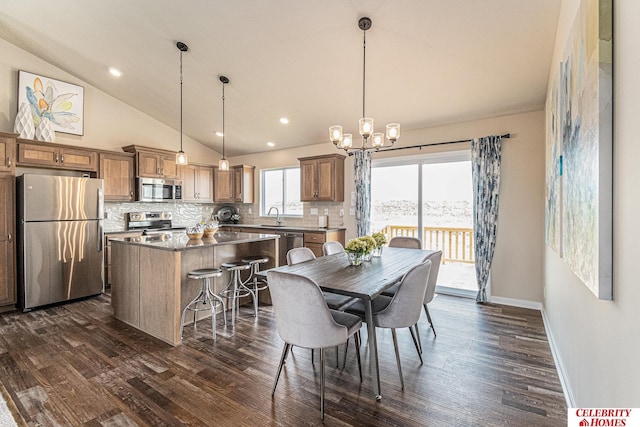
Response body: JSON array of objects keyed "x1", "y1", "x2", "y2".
[{"x1": 18, "y1": 70, "x2": 84, "y2": 136}]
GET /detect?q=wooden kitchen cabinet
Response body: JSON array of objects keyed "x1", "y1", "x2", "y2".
[
  {"x1": 104, "y1": 231, "x2": 142, "y2": 287},
  {"x1": 0, "y1": 133, "x2": 16, "y2": 174},
  {"x1": 99, "y1": 152, "x2": 135, "y2": 202},
  {"x1": 180, "y1": 164, "x2": 213, "y2": 202},
  {"x1": 233, "y1": 165, "x2": 254, "y2": 203},
  {"x1": 304, "y1": 229, "x2": 346, "y2": 257},
  {"x1": 213, "y1": 167, "x2": 233, "y2": 202},
  {"x1": 299, "y1": 154, "x2": 345, "y2": 201},
  {"x1": 122, "y1": 145, "x2": 179, "y2": 179},
  {"x1": 0, "y1": 175, "x2": 15, "y2": 308},
  {"x1": 18, "y1": 140, "x2": 98, "y2": 172}
]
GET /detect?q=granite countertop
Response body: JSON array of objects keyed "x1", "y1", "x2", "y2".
[
  {"x1": 220, "y1": 223, "x2": 346, "y2": 233},
  {"x1": 109, "y1": 230, "x2": 279, "y2": 251}
]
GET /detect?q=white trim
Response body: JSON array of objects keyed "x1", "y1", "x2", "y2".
[
  {"x1": 435, "y1": 286, "x2": 475, "y2": 299},
  {"x1": 541, "y1": 307, "x2": 576, "y2": 408},
  {"x1": 489, "y1": 296, "x2": 542, "y2": 310}
]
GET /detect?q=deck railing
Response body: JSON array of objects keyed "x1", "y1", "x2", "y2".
[{"x1": 381, "y1": 225, "x2": 475, "y2": 264}]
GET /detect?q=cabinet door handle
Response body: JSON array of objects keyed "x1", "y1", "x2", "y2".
[
  {"x1": 7, "y1": 157, "x2": 11, "y2": 167},
  {"x1": 130, "y1": 191, "x2": 134, "y2": 198},
  {"x1": 60, "y1": 154, "x2": 65, "y2": 164},
  {"x1": 54, "y1": 153, "x2": 59, "y2": 163},
  {"x1": 7, "y1": 233, "x2": 11, "y2": 243}
]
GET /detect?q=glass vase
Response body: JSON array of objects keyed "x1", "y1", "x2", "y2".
[
  {"x1": 347, "y1": 252, "x2": 363, "y2": 266},
  {"x1": 372, "y1": 246, "x2": 383, "y2": 257},
  {"x1": 362, "y1": 252, "x2": 372, "y2": 261}
]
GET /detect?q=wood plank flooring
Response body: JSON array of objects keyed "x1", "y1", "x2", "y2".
[{"x1": 0, "y1": 293, "x2": 567, "y2": 426}]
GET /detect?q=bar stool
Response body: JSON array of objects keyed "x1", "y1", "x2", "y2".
[
  {"x1": 241, "y1": 255, "x2": 269, "y2": 307},
  {"x1": 180, "y1": 268, "x2": 226, "y2": 341},
  {"x1": 221, "y1": 261, "x2": 256, "y2": 326}
]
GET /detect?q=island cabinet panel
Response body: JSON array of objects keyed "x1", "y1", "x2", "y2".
[
  {"x1": 111, "y1": 242, "x2": 140, "y2": 326},
  {"x1": 139, "y1": 247, "x2": 181, "y2": 345},
  {"x1": 0, "y1": 176, "x2": 15, "y2": 308}
]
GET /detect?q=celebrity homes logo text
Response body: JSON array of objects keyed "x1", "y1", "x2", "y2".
[{"x1": 568, "y1": 408, "x2": 639, "y2": 426}]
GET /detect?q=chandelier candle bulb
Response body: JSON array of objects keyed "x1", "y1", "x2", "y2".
[
  {"x1": 359, "y1": 117, "x2": 374, "y2": 137},
  {"x1": 386, "y1": 123, "x2": 400, "y2": 142},
  {"x1": 330, "y1": 125, "x2": 343, "y2": 144},
  {"x1": 342, "y1": 133, "x2": 353, "y2": 148},
  {"x1": 372, "y1": 132, "x2": 384, "y2": 147}
]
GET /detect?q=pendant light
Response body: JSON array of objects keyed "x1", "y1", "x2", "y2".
[
  {"x1": 218, "y1": 75, "x2": 230, "y2": 171},
  {"x1": 329, "y1": 17, "x2": 400, "y2": 152},
  {"x1": 175, "y1": 41, "x2": 189, "y2": 165}
]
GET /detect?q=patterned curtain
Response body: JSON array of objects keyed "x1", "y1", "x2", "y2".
[
  {"x1": 354, "y1": 150, "x2": 372, "y2": 236},
  {"x1": 471, "y1": 135, "x2": 502, "y2": 302}
]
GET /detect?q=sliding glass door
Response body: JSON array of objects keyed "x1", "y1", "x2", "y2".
[{"x1": 372, "y1": 151, "x2": 477, "y2": 295}]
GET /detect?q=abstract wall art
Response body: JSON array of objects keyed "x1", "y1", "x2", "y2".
[
  {"x1": 18, "y1": 70, "x2": 84, "y2": 136},
  {"x1": 545, "y1": 0, "x2": 612, "y2": 300}
]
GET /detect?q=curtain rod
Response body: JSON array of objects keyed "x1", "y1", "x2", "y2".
[{"x1": 347, "y1": 133, "x2": 511, "y2": 156}]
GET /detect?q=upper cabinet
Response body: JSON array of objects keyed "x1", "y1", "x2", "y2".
[
  {"x1": 0, "y1": 133, "x2": 16, "y2": 174},
  {"x1": 213, "y1": 167, "x2": 233, "y2": 203},
  {"x1": 233, "y1": 165, "x2": 254, "y2": 203},
  {"x1": 213, "y1": 165, "x2": 254, "y2": 203},
  {"x1": 298, "y1": 154, "x2": 345, "y2": 202},
  {"x1": 180, "y1": 164, "x2": 213, "y2": 203},
  {"x1": 99, "y1": 152, "x2": 135, "y2": 202},
  {"x1": 122, "y1": 145, "x2": 179, "y2": 179},
  {"x1": 18, "y1": 140, "x2": 98, "y2": 172}
]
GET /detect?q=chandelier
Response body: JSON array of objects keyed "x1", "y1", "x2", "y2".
[
  {"x1": 329, "y1": 17, "x2": 400, "y2": 152},
  {"x1": 218, "y1": 75, "x2": 230, "y2": 171}
]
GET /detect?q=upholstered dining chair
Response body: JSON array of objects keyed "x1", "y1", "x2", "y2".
[
  {"x1": 267, "y1": 270, "x2": 362, "y2": 420},
  {"x1": 345, "y1": 260, "x2": 432, "y2": 390},
  {"x1": 382, "y1": 250, "x2": 442, "y2": 340},
  {"x1": 388, "y1": 236, "x2": 422, "y2": 249},
  {"x1": 322, "y1": 241, "x2": 345, "y2": 256},
  {"x1": 286, "y1": 247, "x2": 355, "y2": 311}
]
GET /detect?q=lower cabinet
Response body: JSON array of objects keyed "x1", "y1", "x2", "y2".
[
  {"x1": 105, "y1": 231, "x2": 142, "y2": 286},
  {"x1": 303, "y1": 230, "x2": 346, "y2": 257}
]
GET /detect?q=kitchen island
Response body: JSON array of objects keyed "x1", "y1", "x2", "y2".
[{"x1": 110, "y1": 231, "x2": 279, "y2": 346}]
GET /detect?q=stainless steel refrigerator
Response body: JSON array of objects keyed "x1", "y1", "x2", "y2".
[{"x1": 17, "y1": 174, "x2": 104, "y2": 311}]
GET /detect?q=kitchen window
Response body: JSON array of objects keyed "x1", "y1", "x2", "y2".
[{"x1": 261, "y1": 167, "x2": 303, "y2": 216}]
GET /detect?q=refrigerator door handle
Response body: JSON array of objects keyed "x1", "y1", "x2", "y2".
[{"x1": 97, "y1": 221, "x2": 104, "y2": 252}]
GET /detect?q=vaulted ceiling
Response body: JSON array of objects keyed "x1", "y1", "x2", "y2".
[{"x1": 0, "y1": 0, "x2": 560, "y2": 156}]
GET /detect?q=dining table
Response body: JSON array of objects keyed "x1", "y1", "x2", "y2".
[{"x1": 269, "y1": 246, "x2": 432, "y2": 400}]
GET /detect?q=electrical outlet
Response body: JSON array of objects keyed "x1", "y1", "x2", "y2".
[
  {"x1": 349, "y1": 208, "x2": 356, "y2": 216},
  {"x1": 310, "y1": 208, "x2": 318, "y2": 215},
  {"x1": 324, "y1": 208, "x2": 329, "y2": 215},
  {"x1": 248, "y1": 207, "x2": 252, "y2": 214},
  {"x1": 339, "y1": 208, "x2": 344, "y2": 217}
]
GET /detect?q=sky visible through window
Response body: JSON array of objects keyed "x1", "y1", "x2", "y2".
[
  {"x1": 371, "y1": 160, "x2": 473, "y2": 232},
  {"x1": 262, "y1": 167, "x2": 302, "y2": 215}
]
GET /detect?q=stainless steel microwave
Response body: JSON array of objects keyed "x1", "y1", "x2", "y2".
[{"x1": 136, "y1": 177, "x2": 182, "y2": 202}]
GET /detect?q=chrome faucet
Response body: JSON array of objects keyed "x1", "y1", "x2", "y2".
[{"x1": 267, "y1": 206, "x2": 282, "y2": 225}]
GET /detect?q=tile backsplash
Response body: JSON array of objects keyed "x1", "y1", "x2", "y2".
[{"x1": 104, "y1": 201, "x2": 347, "y2": 232}]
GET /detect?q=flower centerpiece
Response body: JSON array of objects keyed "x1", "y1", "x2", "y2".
[
  {"x1": 371, "y1": 232, "x2": 387, "y2": 257},
  {"x1": 345, "y1": 235, "x2": 377, "y2": 265}
]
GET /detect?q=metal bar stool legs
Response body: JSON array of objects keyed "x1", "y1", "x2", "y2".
[
  {"x1": 180, "y1": 268, "x2": 226, "y2": 341},
  {"x1": 241, "y1": 255, "x2": 269, "y2": 315},
  {"x1": 221, "y1": 262, "x2": 255, "y2": 326}
]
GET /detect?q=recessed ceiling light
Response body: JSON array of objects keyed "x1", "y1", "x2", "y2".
[
  {"x1": 108, "y1": 67, "x2": 122, "y2": 77},
  {"x1": 215, "y1": 131, "x2": 223, "y2": 137},
  {"x1": 267, "y1": 142, "x2": 275, "y2": 147},
  {"x1": 279, "y1": 117, "x2": 289, "y2": 124}
]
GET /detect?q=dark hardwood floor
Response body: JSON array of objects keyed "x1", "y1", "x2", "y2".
[{"x1": 0, "y1": 293, "x2": 567, "y2": 426}]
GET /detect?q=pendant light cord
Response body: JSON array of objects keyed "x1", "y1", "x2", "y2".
[
  {"x1": 180, "y1": 49, "x2": 184, "y2": 152},
  {"x1": 222, "y1": 83, "x2": 225, "y2": 159},
  {"x1": 362, "y1": 30, "x2": 366, "y2": 120}
]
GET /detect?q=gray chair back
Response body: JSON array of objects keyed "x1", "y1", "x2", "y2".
[
  {"x1": 375, "y1": 260, "x2": 432, "y2": 329},
  {"x1": 267, "y1": 270, "x2": 349, "y2": 349},
  {"x1": 287, "y1": 247, "x2": 316, "y2": 265},
  {"x1": 388, "y1": 236, "x2": 422, "y2": 249},
  {"x1": 423, "y1": 250, "x2": 442, "y2": 305},
  {"x1": 322, "y1": 241, "x2": 345, "y2": 256}
]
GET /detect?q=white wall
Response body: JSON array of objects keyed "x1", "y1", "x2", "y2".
[
  {"x1": 232, "y1": 110, "x2": 546, "y2": 303},
  {"x1": 543, "y1": 0, "x2": 640, "y2": 406},
  {"x1": 0, "y1": 38, "x2": 219, "y2": 161}
]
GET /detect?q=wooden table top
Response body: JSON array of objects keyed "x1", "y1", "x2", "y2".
[{"x1": 269, "y1": 247, "x2": 432, "y2": 300}]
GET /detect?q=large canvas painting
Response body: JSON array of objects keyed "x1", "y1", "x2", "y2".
[
  {"x1": 18, "y1": 70, "x2": 84, "y2": 136},
  {"x1": 545, "y1": 0, "x2": 612, "y2": 300}
]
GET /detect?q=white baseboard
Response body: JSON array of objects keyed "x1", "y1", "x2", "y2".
[
  {"x1": 541, "y1": 307, "x2": 576, "y2": 408},
  {"x1": 489, "y1": 296, "x2": 542, "y2": 310}
]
